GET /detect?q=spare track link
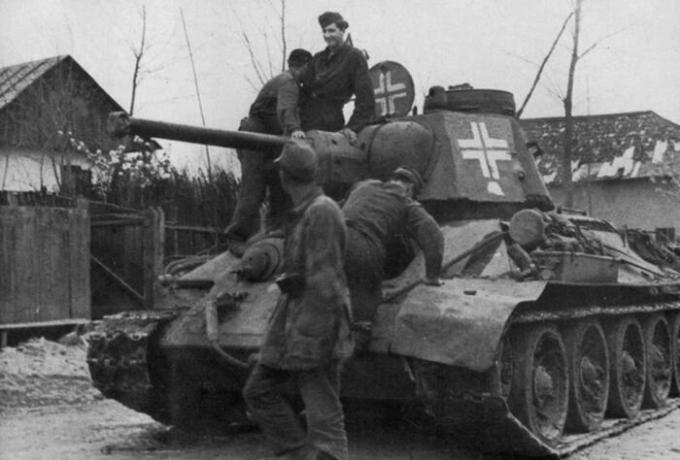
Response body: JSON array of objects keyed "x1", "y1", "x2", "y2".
[{"x1": 86, "y1": 310, "x2": 181, "y2": 420}]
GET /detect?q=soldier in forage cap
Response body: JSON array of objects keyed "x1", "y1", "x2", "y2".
[
  {"x1": 224, "y1": 49, "x2": 313, "y2": 256},
  {"x1": 243, "y1": 141, "x2": 353, "y2": 460},
  {"x1": 299, "y1": 11, "x2": 375, "y2": 146}
]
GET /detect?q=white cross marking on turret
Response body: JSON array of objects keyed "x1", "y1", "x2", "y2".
[
  {"x1": 374, "y1": 71, "x2": 407, "y2": 116},
  {"x1": 458, "y1": 122, "x2": 511, "y2": 195}
]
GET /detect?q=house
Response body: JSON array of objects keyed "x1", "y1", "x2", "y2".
[
  {"x1": 521, "y1": 111, "x2": 680, "y2": 240},
  {"x1": 0, "y1": 55, "x2": 125, "y2": 193}
]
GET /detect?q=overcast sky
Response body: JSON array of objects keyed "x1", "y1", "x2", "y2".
[{"x1": 1, "y1": 0, "x2": 679, "y2": 172}]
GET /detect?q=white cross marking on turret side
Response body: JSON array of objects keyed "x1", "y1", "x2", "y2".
[
  {"x1": 458, "y1": 122, "x2": 510, "y2": 179},
  {"x1": 457, "y1": 122, "x2": 511, "y2": 196},
  {"x1": 374, "y1": 71, "x2": 407, "y2": 116}
]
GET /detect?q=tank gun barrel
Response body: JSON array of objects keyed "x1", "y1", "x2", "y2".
[{"x1": 107, "y1": 111, "x2": 288, "y2": 151}]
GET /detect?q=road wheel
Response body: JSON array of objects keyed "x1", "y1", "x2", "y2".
[
  {"x1": 605, "y1": 317, "x2": 645, "y2": 418},
  {"x1": 509, "y1": 324, "x2": 569, "y2": 445},
  {"x1": 564, "y1": 320, "x2": 609, "y2": 432},
  {"x1": 672, "y1": 312, "x2": 680, "y2": 396},
  {"x1": 642, "y1": 314, "x2": 672, "y2": 408}
]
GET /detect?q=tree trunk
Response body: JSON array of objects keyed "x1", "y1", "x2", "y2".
[{"x1": 562, "y1": 0, "x2": 583, "y2": 209}]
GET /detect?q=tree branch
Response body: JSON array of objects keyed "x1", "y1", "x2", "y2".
[
  {"x1": 578, "y1": 26, "x2": 626, "y2": 60},
  {"x1": 280, "y1": 0, "x2": 287, "y2": 73},
  {"x1": 517, "y1": 11, "x2": 574, "y2": 118},
  {"x1": 129, "y1": 5, "x2": 147, "y2": 115}
]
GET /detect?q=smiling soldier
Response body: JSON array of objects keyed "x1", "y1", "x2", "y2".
[{"x1": 300, "y1": 11, "x2": 375, "y2": 145}]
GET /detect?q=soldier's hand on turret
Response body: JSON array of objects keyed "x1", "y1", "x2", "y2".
[
  {"x1": 339, "y1": 127, "x2": 357, "y2": 145},
  {"x1": 423, "y1": 276, "x2": 443, "y2": 286},
  {"x1": 291, "y1": 130, "x2": 306, "y2": 140}
]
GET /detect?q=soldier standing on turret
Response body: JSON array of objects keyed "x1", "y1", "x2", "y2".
[
  {"x1": 300, "y1": 11, "x2": 376, "y2": 145},
  {"x1": 225, "y1": 49, "x2": 313, "y2": 256}
]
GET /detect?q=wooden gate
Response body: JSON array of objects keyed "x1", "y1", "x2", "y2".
[{"x1": 90, "y1": 201, "x2": 164, "y2": 316}]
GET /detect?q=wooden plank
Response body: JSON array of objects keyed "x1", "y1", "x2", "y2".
[
  {"x1": 0, "y1": 207, "x2": 18, "y2": 323},
  {"x1": 91, "y1": 219, "x2": 145, "y2": 227},
  {"x1": 142, "y1": 207, "x2": 164, "y2": 309},
  {"x1": 91, "y1": 255, "x2": 144, "y2": 304},
  {"x1": 15, "y1": 207, "x2": 37, "y2": 323},
  {"x1": 70, "y1": 200, "x2": 91, "y2": 319},
  {"x1": 42, "y1": 207, "x2": 70, "y2": 321},
  {"x1": 164, "y1": 224, "x2": 221, "y2": 234},
  {"x1": 0, "y1": 318, "x2": 90, "y2": 330}
]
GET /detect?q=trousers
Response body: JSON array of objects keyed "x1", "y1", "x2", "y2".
[
  {"x1": 224, "y1": 116, "x2": 290, "y2": 242},
  {"x1": 243, "y1": 361, "x2": 348, "y2": 460},
  {"x1": 344, "y1": 227, "x2": 384, "y2": 323}
]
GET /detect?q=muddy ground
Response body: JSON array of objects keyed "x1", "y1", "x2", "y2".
[{"x1": 2, "y1": 337, "x2": 680, "y2": 460}]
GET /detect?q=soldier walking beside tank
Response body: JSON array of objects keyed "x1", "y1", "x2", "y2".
[
  {"x1": 300, "y1": 11, "x2": 375, "y2": 144},
  {"x1": 243, "y1": 141, "x2": 353, "y2": 460},
  {"x1": 343, "y1": 166, "x2": 444, "y2": 323},
  {"x1": 224, "y1": 49, "x2": 313, "y2": 256}
]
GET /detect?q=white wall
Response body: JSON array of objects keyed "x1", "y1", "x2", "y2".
[{"x1": 0, "y1": 148, "x2": 90, "y2": 192}]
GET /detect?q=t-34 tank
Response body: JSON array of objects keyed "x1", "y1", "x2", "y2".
[{"x1": 88, "y1": 71, "x2": 680, "y2": 457}]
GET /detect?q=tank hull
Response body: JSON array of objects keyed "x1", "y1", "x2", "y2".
[{"x1": 88, "y1": 218, "x2": 680, "y2": 456}]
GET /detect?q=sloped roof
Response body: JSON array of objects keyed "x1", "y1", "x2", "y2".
[
  {"x1": 0, "y1": 56, "x2": 66, "y2": 110},
  {"x1": 521, "y1": 111, "x2": 680, "y2": 185},
  {"x1": 0, "y1": 55, "x2": 124, "y2": 112}
]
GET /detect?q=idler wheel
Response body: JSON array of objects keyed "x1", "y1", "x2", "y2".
[
  {"x1": 672, "y1": 312, "x2": 680, "y2": 396},
  {"x1": 564, "y1": 320, "x2": 609, "y2": 432},
  {"x1": 642, "y1": 314, "x2": 672, "y2": 408},
  {"x1": 509, "y1": 325, "x2": 569, "y2": 445},
  {"x1": 605, "y1": 317, "x2": 646, "y2": 418}
]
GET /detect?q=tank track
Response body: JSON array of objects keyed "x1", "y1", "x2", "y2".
[
  {"x1": 412, "y1": 299, "x2": 680, "y2": 457},
  {"x1": 86, "y1": 309, "x2": 182, "y2": 423}
]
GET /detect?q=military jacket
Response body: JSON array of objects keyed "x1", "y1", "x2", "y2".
[
  {"x1": 249, "y1": 70, "x2": 302, "y2": 135},
  {"x1": 259, "y1": 188, "x2": 353, "y2": 370},
  {"x1": 301, "y1": 42, "x2": 375, "y2": 133},
  {"x1": 342, "y1": 180, "x2": 444, "y2": 279}
]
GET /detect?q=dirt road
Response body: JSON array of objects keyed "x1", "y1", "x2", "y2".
[{"x1": 2, "y1": 338, "x2": 680, "y2": 459}]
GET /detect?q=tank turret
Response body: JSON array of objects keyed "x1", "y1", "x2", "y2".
[{"x1": 108, "y1": 86, "x2": 553, "y2": 217}]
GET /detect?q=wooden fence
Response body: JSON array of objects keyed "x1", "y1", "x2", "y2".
[{"x1": 0, "y1": 200, "x2": 90, "y2": 325}]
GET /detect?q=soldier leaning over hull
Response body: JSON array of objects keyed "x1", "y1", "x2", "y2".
[
  {"x1": 224, "y1": 49, "x2": 313, "y2": 256},
  {"x1": 342, "y1": 166, "x2": 444, "y2": 323}
]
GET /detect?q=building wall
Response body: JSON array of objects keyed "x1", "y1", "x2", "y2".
[
  {"x1": 550, "y1": 179, "x2": 680, "y2": 233},
  {"x1": 0, "y1": 147, "x2": 90, "y2": 192}
]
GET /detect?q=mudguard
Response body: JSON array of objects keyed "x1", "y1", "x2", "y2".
[{"x1": 391, "y1": 278, "x2": 546, "y2": 371}]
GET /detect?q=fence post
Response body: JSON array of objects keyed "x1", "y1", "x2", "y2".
[{"x1": 143, "y1": 207, "x2": 164, "y2": 309}]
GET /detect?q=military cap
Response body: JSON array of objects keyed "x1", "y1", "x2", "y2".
[
  {"x1": 318, "y1": 11, "x2": 349, "y2": 30},
  {"x1": 287, "y1": 48, "x2": 312, "y2": 68},
  {"x1": 275, "y1": 141, "x2": 318, "y2": 183},
  {"x1": 391, "y1": 166, "x2": 424, "y2": 193}
]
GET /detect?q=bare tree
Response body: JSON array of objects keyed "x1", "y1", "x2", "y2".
[
  {"x1": 560, "y1": 0, "x2": 622, "y2": 207},
  {"x1": 516, "y1": 11, "x2": 574, "y2": 118},
  {"x1": 129, "y1": 5, "x2": 147, "y2": 116},
  {"x1": 231, "y1": 0, "x2": 289, "y2": 90},
  {"x1": 560, "y1": 0, "x2": 583, "y2": 208},
  {"x1": 180, "y1": 7, "x2": 213, "y2": 179},
  {"x1": 521, "y1": 0, "x2": 622, "y2": 208}
]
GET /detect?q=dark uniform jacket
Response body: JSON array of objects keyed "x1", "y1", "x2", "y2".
[
  {"x1": 301, "y1": 42, "x2": 375, "y2": 133},
  {"x1": 259, "y1": 188, "x2": 353, "y2": 370},
  {"x1": 342, "y1": 180, "x2": 444, "y2": 279},
  {"x1": 249, "y1": 70, "x2": 303, "y2": 135}
]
